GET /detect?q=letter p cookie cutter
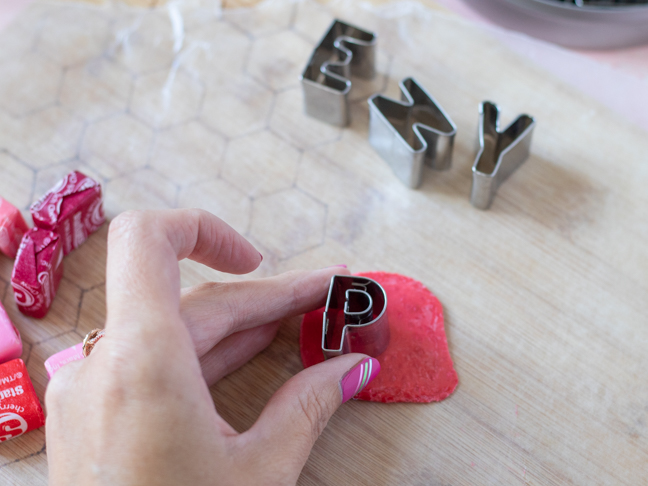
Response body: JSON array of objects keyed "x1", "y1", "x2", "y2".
[
  {"x1": 471, "y1": 101, "x2": 536, "y2": 210},
  {"x1": 368, "y1": 77, "x2": 457, "y2": 188},
  {"x1": 322, "y1": 275, "x2": 389, "y2": 360}
]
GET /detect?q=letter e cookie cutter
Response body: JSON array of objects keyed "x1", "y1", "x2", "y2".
[
  {"x1": 368, "y1": 77, "x2": 457, "y2": 188},
  {"x1": 322, "y1": 275, "x2": 389, "y2": 360},
  {"x1": 301, "y1": 19, "x2": 377, "y2": 127},
  {"x1": 471, "y1": 101, "x2": 536, "y2": 210}
]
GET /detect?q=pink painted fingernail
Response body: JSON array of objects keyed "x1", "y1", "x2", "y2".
[
  {"x1": 44, "y1": 343, "x2": 84, "y2": 379},
  {"x1": 259, "y1": 252, "x2": 264, "y2": 262},
  {"x1": 340, "y1": 357, "x2": 380, "y2": 403},
  {"x1": 328, "y1": 264, "x2": 347, "y2": 268}
]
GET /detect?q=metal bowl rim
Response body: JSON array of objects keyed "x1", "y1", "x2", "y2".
[{"x1": 524, "y1": 0, "x2": 648, "y2": 13}]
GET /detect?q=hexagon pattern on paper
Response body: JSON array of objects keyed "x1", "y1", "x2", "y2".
[
  {"x1": 250, "y1": 189, "x2": 327, "y2": 260},
  {"x1": 109, "y1": 12, "x2": 177, "y2": 75},
  {"x1": 150, "y1": 121, "x2": 226, "y2": 186},
  {"x1": 130, "y1": 69, "x2": 205, "y2": 129},
  {"x1": 59, "y1": 58, "x2": 133, "y2": 121},
  {"x1": 8, "y1": 106, "x2": 84, "y2": 169},
  {"x1": 246, "y1": 30, "x2": 312, "y2": 91},
  {"x1": 0, "y1": 152, "x2": 35, "y2": 209},
  {"x1": 0, "y1": 0, "x2": 394, "y2": 474},
  {"x1": 80, "y1": 113, "x2": 155, "y2": 178},
  {"x1": 183, "y1": 22, "x2": 252, "y2": 82},
  {"x1": 178, "y1": 178, "x2": 252, "y2": 235},
  {"x1": 201, "y1": 73, "x2": 273, "y2": 138},
  {"x1": 37, "y1": 7, "x2": 110, "y2": 66},
  {"x1": 222, "y1": 130, "x2": 300, "y2": 197},
  {"x1": 0, "y1": 53, "x2": 61, "y2": 116},
  {"x1": 269, "y1": 88, "x2": 342, "y2": 150}
]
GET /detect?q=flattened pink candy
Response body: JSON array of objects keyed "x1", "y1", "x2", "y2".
[{"x1": 300, "y1": 272, "x2": 458, "y2": 403}]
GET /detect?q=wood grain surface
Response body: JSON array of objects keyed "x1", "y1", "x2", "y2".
[{"x1": 0, "y1": 0, "x2": 647, "y2": 484}]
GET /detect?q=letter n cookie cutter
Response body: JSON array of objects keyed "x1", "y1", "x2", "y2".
[
  {"x1": 368, "y1": 77, "x2": 457, "y2": 188},
  {"x1": 471, "y1": 101, "x2": 536, "y2": 210},
  {"x1": 301, "y1": 19, "x2": 376, "y2": 127},
  {"x1": 322, "y1": 275, "x2": 389, "y2": 360}
]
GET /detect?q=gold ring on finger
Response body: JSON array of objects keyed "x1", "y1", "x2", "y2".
[{"x1": 82, "y1": 328, "x2": 105, "y2": 358}]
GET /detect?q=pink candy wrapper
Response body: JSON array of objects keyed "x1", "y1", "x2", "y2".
[
  {"x1": 0, "y1": 302, "x2": 22, "y2": 365},
  {"x1": 44, "y1": 343, "x2": 84, "y2": 379},
  {"x1": 11, "y1": 228, "x2": 64, "y2": 319},
  {"x1": 30, "y1": 171, "x2": 105, "y2": 255},
  {"x1": 0, "y1": 198, "x2": 29, "y2": 259}
]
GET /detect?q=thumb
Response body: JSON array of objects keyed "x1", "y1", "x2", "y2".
[{"x1": 244, "y1": 354, "x2": 380, "y2": 478}]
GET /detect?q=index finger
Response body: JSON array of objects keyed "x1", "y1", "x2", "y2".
[{"x1": 105, "y1": 209, "x2": 261, "y2": 337}]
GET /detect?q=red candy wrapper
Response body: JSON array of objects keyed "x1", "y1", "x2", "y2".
[
  {"x1": 11, "y1": 228, "x2": 64, "y2": 319},
  {"x1": 0, "y1": 197, "x2": 29, "y2": 259},
  {"x1": 30, "y1": 171, "x2": 105, "y2": 255},
  {"x1": 0, "y1": 359, "x2": 45, "y2": 442}
]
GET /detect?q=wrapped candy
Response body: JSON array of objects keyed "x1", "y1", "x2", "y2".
[
  {"x1": 11, "y1": 228, "x2": 64, "y2": 319},
  {"x1": 0, "y1": 197, "x2": 29, "y2": 259},
  {"x1": 0, "y1": 359, "x2": 45, "y2": 443},
  {"x1": 44, "y1": 343, "x2": 83, "y2": 379},
  {"x1": 30, "y1": 171, "x2": 105, "y2": 255},
  {"x1": 0, "y1": 302, "x2": 22, "y2": 364}
]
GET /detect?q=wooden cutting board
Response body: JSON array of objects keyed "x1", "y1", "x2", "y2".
[{"x1": 0, "y1": 0, "x2": 647, "y2": 484}]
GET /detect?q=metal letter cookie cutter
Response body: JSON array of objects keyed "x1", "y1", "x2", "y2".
[
  {"x1": 471, "y1": 101, "x2": 536, "y2": 210},
  {"x1": 368, "y1": 77, "x2": 457, "y2": 188},
  {"x1": 322, "y1": 275, "x2": 389, "y2": 360},
  {"x1": 301, "y1": 19, "x2": 376, "y2": 127}
]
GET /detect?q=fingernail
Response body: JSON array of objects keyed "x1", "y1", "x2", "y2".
[
  {"x1": 327, "y1": 264, "x2": 347, "y2": 268},
  {"x1": 340, "y1": 357, "x2": 380, "y2": 403},
  {"x1": 259, "y1": 252, "x2": 263, "y2": 262}
]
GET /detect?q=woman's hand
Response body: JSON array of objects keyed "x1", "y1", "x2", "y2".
[{"x1": 45, "y1": 209, "x2": 378, "y2": 486}]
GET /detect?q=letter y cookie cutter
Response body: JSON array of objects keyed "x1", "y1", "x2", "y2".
[
  {"x1": 322, "y1": 275, "x2": 389, "y2": 360},
  {"x1": 471, "y1": 101, "x2": 536, "y2": 210},
  {"x1": 301, "y1": 20, "x2": 376, "y2": 127},
  {"x1": 368, "y1": 77, "x2": 457, "y2": 188}
]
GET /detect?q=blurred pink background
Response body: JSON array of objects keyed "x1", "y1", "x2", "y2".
[
  {"x1": 2, "y1": 0, "x2": 647, "y2": 131},
  {"x1": 435, "y1": 0, "x2": 648, "y2": 131}
]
